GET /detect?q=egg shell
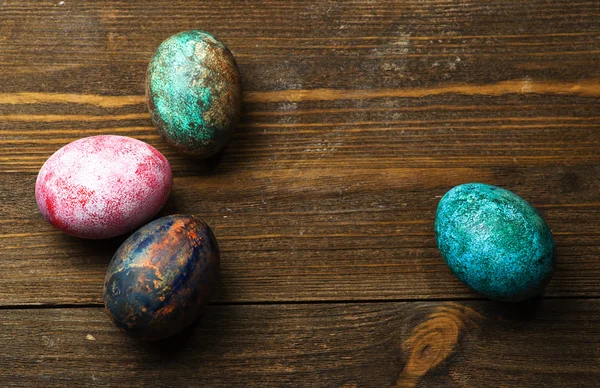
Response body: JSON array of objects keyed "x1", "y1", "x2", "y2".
[
  {"x1": 35, "y1": 135, "x2": 172, "y2": 239},
  {"x1": 146, "y1": 30, "x2": 242, "y2": 158},
  {"x1": 103, "y1": 215, "x2": 220, "y2": 340},
  {"x1": 435, "y1": 183, "x2": 555, "y2": 302}
]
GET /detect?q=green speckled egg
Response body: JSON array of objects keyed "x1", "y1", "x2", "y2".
[
  {"x1": 435, "y1": 183, "x2": 555, "y2": 302},
  {"x1": 146, "y1": 30, "x2": 242, "y2": 158}
]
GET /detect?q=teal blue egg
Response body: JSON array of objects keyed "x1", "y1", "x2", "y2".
[
  {"x1": 435, "y1": 183, "x2": 555, "y2": 302},
  {"x1": 146, "y1": 30, "x2": 242, "y2": 158}
]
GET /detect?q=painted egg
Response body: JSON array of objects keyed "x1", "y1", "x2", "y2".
[
  {"x1": 435, "y1": 183, "x2": 555, "y2": 302},
  {"x1": 35, "y1": 135, "x2": 172, "y2": 239},
  {"x1": 103, "y1": 215, "x2": 220, "y2": 340},
  {"x1": 146, "y1": 30, "x2": 242, "y2": 158}
]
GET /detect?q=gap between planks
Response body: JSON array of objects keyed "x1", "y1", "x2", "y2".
[{"x1": 2, "y1": 295, "x2": 599, "y2": 311}]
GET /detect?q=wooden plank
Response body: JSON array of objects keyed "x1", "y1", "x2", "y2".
[
  {"x1": 1, "y1": 0, "x2": 599, "y2": 173},
  {"x1": 0, "y1": 1, "x2": 599, "y2": 93},
  {"x1": 2, "y1": 98, "x2": 600, "y2": 173},
  {"x1": 0, "y1": 300, "x2": 598, "y2": 387},
  {"x1": 1, "y1": 165, "x2": 600, "y2": 305}
]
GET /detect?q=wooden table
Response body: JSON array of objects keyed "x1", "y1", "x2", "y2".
[{"x1": 1, "y1": 1, "x2": 599, "y2": 386}]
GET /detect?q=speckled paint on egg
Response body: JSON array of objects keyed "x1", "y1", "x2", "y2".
[
  {"x1": 435, "y1": 183, "x2": 555, "y2": 302},
  {"x1": 103, "y1": 215, "x2": 220, "y2": 340},
  {"x1": 35, "y1": 135, "x2": 172, "y2": 239},
  {"x1": 146, "y1": 30, "x2": 242, "y2": 158}
]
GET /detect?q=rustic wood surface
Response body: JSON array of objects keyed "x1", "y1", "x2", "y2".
[
  {"x1": 1, "y1": 300, "x2": 599, "y2": 387},
  {"x1": 0, "y1": 0, "x2": 599, "y2": 386}
]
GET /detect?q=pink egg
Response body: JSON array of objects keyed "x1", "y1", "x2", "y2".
[{"x1": 35, "y1": 135, "x2": 172, "y2": 239}]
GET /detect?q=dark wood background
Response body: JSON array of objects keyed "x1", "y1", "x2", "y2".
[{"x1": 1, "y1": 0, "x2": 599, "y2": 386}]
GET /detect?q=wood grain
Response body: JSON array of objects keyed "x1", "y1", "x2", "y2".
[
  {"x1": 0, "y1": 300, "x2": 598, "y2": 387},
  {"x1": 1, "y1": 165, "x2": 600, "y2": 305},
  {"x1": 0, "y1": 0, "x2": 599, "y2": 306},
  {"x1": 0, "y1": 0, "x2": 599, "y2": 385}
]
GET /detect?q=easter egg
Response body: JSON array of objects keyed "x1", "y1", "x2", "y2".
[
  {"x1": 35, "y1": 135, "x2": 172, "y2": 239},
  {"x1": 434, "y1": 183, "x2": 555, "y2": 302},
  {"x1": 103, "y1": 215, "x2": 220, "y2": 340},
  {"x1": 146, "y1": 30, "x2": 242, "y2": 158}
]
